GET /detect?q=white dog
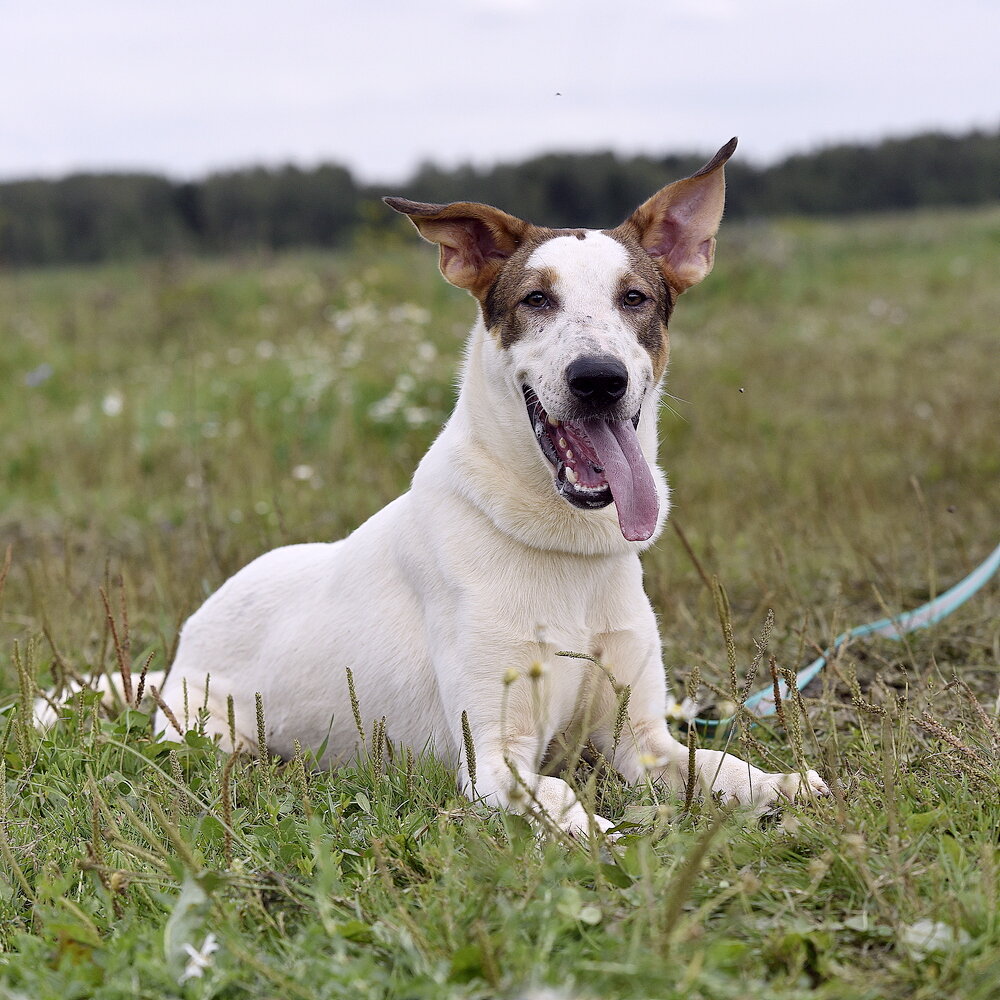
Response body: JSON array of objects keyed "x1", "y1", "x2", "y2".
[{"x1": 145, "y1": 138, "x2": 827, "y2": 834}]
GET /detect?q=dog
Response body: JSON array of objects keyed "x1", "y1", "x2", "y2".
[{"x1": 85, "y1": 138, "x2": 830, "y2": 835}]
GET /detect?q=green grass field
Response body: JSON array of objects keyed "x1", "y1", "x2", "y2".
[{"x1": 1, "y1": 205, "x2": 998, "y2": 999}]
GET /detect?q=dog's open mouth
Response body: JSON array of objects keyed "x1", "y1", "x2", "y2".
[{"x1": 524, "y1": 388, "x2": 659, "y2": 541}]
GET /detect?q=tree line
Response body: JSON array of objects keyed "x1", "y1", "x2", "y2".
[{"x1": 0, "y1": 128, "x2": 996, "y2": 266}]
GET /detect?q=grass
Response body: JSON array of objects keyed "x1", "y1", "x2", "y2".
[{"x1": 1, "y1": 204, "x2": 998, "y2": 998}]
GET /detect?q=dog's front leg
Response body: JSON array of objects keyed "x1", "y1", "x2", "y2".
[
  {"x1": 612, "y1": 718, "x2": 830, "y2": 813},
  {"x1": 438, "y1": 649, "x2": 616, "y2": 838},
  {"x1": 466, "y1": 731, "x2": 618, "y2": 838},
  {"x1": 593, "y1": 631, "x2": 829, "y2": 812}
]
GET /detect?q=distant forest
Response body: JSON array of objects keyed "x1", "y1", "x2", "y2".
[{"x1": 1, "y1": 128, "x2": 997, "y2": 266}]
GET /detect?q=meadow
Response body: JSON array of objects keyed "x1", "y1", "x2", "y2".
[{"x1": 0, "y1": 204, "x2": 998, "y2": 999}]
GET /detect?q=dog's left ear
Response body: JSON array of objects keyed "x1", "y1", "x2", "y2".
[
  {"x1": 384, "y1": 197, "x2": 528, "y2": 298},
  {"x1": 620, "y1": 137, "x2": 737, "y2": 293}
]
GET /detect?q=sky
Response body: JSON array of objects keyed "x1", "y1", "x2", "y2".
[{"x1": 3, "y1": 0, "x2": 998, "y2": 184}]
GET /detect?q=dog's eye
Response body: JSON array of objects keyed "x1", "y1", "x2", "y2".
[
  {"x1": 522, "y1": 291, "x2": 549, "y2": 309},
  {"x1": 622, "y1": 290, "x2": 647, "y2": 308}
]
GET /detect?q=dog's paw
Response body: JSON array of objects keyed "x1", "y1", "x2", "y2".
[
  {"x1": 773, "y1": 768, "x2": 830, "y2": 803},
  {"x1": 553, "y1": 803, "x2": 617, "y2": 840},
  {"x1": 697, "y1": 750, "x2": 829, "y2": 813},
  {"x1": 736, "y1": 768, "x2": 830, "y2": 813},
  {"x1": 518, "y1": 775, "x2": 617, "y2": 839}
]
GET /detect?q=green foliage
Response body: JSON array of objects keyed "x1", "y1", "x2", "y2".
[
  {"x1": 0, "y1": 206, "x2": 998, "y2": 997},
  {"x1": 0, "y1": 173, "x2": 193, "y2": 264},
  {"x1": 1, "y1": 129, "x2": 998, "y2": 265}
]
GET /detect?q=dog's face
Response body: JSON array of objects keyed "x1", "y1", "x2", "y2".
[
  {"x1": 386, "y1": 139, "x2": 735, "y2": 542},
  {"x1": 484, "y1": 229, "x2": 668, "y2": 541}
]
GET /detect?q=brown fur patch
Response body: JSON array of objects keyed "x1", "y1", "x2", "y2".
[
  {"x1": 482, "y1": 229, "x2": 564, "y2": 347},
  {"x1": 607, "y1": 227, "x2": 673, "y2": 381}
]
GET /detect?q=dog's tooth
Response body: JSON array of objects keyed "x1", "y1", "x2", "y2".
[
  {"x1": 566, "y1": 449, "x2": 573, "y2": 460},
  {"x1": 548, "y1": 415, "x2": 560, "y2": 427},
  {"x1": 565, "y1": 467, "x2": 578, "y2": 484},
  {"x1": 559, "y1": 437, "x2": 567, "y2": 449}
]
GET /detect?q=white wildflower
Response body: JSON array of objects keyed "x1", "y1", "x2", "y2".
[
  {"x1": 388, "y1": 303, "x2": 430, "y2": 326},
  {"x1": 369, "y1": 391, "x2": 404, "y2": 422},
  {"x1": 340, "y1": 340, "x2": 364, "y2": 367},
  {"x1": 333, "y1": 302, "x2": 378, "y2": 332},
  {"x1": 664, "y1": 695, "x2": 702, "y2": 723},
  {"x1": 101, "y1": 391, "x2": 124, "y2": 417},
  {"x1": 403, "y1": 406, "x2": 433, "y2": 426},
  {"x1": 900, "y1": 919, "x2": 970, "y2": 959},
  {"x1": 178, "y1": 932, "x2": 219, "y2": 983}
]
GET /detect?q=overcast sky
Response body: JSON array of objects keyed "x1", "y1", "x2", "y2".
[{"x1": 3, "y1": 0, "x2": 997, "y2": 183}]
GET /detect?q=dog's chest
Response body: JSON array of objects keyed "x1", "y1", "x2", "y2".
[{"x1": 517, "y1": 548, "x2": 644, "y2": 636}]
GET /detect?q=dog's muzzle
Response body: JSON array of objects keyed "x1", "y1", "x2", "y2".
[{"x1": 523, "y1": 384, "x2": 659, "y2": 541}]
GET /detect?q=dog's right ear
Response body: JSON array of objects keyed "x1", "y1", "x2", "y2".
[
  {"x1": 619, "y1": 137, "x2": 737, "y2": 294},
  {"x1": 384, "y1": 198, "x2": 528, "y2": 298}
]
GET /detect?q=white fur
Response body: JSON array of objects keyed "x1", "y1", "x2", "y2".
[{"x1": 62, "y1": 228, "x2": 828, "y2": 836}]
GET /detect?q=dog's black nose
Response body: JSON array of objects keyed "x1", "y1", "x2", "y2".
[{"x1": 566, "y1": 356, "x2": 629, "y2": 408}]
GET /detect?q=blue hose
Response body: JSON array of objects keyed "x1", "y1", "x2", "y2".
[{"x1": 696, "y1": 542, "x2": 1000, "y2": 728}]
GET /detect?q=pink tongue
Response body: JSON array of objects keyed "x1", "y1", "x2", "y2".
[{"x1": 581, "y1": 418, "x2": 659, "y2": 541}]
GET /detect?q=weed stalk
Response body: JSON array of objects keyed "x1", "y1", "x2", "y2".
[
  {"x1": 461, "y1": 710, "x2": 477, "y2": 791},
  {"x1": 255, "y1": 692, "x2": 272, "y2": 796},
  {"x1": 0, "y1": 761, "x2": 36, "y2": 903},
  {"x1": 346, "y1": 667, "x2": 365, "y2": 748}
]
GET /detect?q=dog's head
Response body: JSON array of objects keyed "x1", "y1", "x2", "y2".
[{"x1": 386, "y1": 139, "x2": 734, "y2": 543}]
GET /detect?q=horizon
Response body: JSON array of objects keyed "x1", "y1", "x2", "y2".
[{"x1": 1, "y1": 123, "x2": 996, "y2": 189}]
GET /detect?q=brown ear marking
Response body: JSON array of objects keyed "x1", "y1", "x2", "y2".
[
  {"x1": 384, "y1": 196, "x2": 444, "y2": 216},
  {"x1": 689, "y1": 136, "x2": 738, "y2": 179},
  {"x1": 616, "y1": 137, "x2": 737, "y2": 294},
  {"x1": 384, "y1": 197, "x2": 531, "y2": 297}
]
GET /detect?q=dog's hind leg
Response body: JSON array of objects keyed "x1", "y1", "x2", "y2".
[
  {"x1": 34, "y1": 670, "x2": 167, "y2": 728},
  {"x1": 153, "y1": 671, "x2": 259, "y2": 755}
]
